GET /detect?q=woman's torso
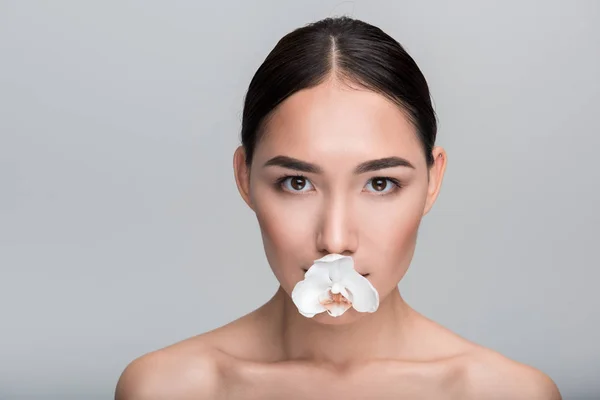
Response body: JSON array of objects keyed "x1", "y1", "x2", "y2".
[{"x1": 116, "y1": 304, "x2": 555, "y2": 399}]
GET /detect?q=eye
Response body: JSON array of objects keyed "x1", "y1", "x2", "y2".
[
  {"x1": 364, "y1": 177, "x2": 402, "y2": 195},
  {"x1": 274, "y1": 175, "x2": 402, "y2": 196},
  {"x1": 276, "y1": 175, "x2": 315, "y2": 193}
]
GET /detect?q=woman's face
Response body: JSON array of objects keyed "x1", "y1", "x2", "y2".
[{"x1": 234, "y1": 78, "x2": 445, "y2": 324}]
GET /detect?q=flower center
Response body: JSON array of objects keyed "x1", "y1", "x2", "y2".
[
  {"x1": 330, "y1": 292, "x2": 349, "y2": 304},
  {"x1": 320, "y1": 288, "x2": 351, "y2": 305},
  {"x1": 331, "y1": 282, "x2": 344, "y2": 294}
]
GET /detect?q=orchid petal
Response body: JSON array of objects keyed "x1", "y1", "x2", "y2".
[
  {"x1": 331, "y1": 282, "x2": 344, "y2": 294},
  {"x1": 314, "y1": 253, "x2": 347, "y2": 263},
  {"x1": 340, "y1": 286, "x2": 351, "y2": 302},
  {"x1": 336, "y1": 261, "x2": 378, "y2": 312},
  {"x1": 291, "y1": 254, "x2": 379, "y2": 318},
  {"x1": 318, "y1": 289, "x2": 331, "y2": 304},
  {"x1": 325, "y1": 302, "x2": 352, "y2": 317},
  {"x1": 318, "y1": 254, "x2": 354, "y2": 283},
  {"x1": 304, "y1": 262, "x2": 331, "y2": 281},
  {"x1": 291, "y1": 277, "x2": 330, "y2": 317},
  {"x1": 342, "y1": 275, "x2": 379, "y2": 313},
  {"x1": 291, "y1": 263, "x2": 332, "y2": 318}
]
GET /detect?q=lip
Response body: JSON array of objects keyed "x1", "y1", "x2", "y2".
[{"x1": 302, "y1": 268, "x2": 369, "y2": 277}]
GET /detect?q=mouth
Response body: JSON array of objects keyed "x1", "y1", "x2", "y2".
[{"x1": 302, "y1": 268, "x2": 369, "y2": 277}]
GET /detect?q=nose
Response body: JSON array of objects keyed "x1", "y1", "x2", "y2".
[{"x1": 316, "y1": 195, "x2": 358, "y2": 256}]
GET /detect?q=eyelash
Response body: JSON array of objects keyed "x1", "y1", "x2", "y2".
[{"x1": 274, "y1": 174, "x2": 403, "y2": 196}]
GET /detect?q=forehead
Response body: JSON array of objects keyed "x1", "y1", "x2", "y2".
[{"x1": 256, "y1": 79, "x2": 423, "y2": 168}]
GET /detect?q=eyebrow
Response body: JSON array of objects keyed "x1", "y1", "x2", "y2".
[{"x1": 263, "y1": 155, "x2": 416, "y2": 174}]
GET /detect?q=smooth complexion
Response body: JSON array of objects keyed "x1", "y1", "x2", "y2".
[
  {"x1": 115, "y1": 74, "x2": 562, "y2": 399},
  {"x1": 230, "y1": 75, "x2": 450, "y2": 365}
]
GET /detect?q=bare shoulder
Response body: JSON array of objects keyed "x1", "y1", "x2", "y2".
[
  {"x1": 114, "y1": 308, "x2": 265, "y2": 400},
  {"x1": 409, "y1": 312, "x2": 560, "y2": 399},
  {"x1": 115, "y1": 338, "x2": 224, "y2": 400},
  {"x1": 462, "y1": 347, "x2": 561, "y2": 400}
]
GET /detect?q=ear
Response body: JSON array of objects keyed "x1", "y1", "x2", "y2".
[
  {"x1": 233, "y1": 145, "x2": 254, "y2": 210},
  {"x1": 423, "y1": 146, "x2": 447, "y2": 216}
]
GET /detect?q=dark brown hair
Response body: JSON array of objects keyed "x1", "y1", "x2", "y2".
[{"x1": 241, "y1": 16, "x2": 437, "y2": 168}]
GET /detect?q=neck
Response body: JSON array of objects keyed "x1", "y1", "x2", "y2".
[{"x1": 267, "y1": 285, "x2": 415, "y2": 368}]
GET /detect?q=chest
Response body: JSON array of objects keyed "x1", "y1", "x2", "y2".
[{"x1": 223, "y1": 362, "x2": 466, "y2": 400}]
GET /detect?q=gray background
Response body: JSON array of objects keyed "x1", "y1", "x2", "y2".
[{"x1": 1, "y1": 1, "x2": 598, "y2": 399}]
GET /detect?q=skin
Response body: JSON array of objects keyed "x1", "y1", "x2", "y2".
[{"x1": 115, "y1": 75, "x2": 562, "y2": 399}]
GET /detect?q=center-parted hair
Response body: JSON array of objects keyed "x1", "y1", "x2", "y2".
[{"x1": 240, "y1": 16, "x2": 437, "y2": 169}]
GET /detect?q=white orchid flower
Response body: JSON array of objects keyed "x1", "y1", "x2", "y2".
[{"x1": 291, "y1": 253, "x2": 379, "y2": 318}]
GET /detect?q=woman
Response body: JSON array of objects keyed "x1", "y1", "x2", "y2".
[{"x1": 116, "y1": 17, "x2": 561, "y2": 399}]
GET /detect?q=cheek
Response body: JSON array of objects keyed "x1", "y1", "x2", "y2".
[
  {"x1": 251, "y1": 178, "x2": 428, "y2": 295},
  {"x1": 253, "y1": 190, "x2": 316, "y2": 289},
  {"x1": 363, "y1": 188, "x2": 426, "y2": 288},
  {"x1": 381, "y1": 201, "x2": 421, "y2": 256},
  {"x1": 256, "y1": 199, "x2": 315, "y2": 252}
]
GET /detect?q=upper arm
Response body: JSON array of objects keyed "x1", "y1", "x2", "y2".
[
  {"x1": 465, "y1": 351, "x2": 562, "y2": 400},
  {"x1": 508, "y1": 367, "x2": 561, "y2": 400},
  {"x1": 115, "y1": 354, "x2": 159, "y2": 400},
  {"x1": 506, "y1": 366, "x2": 562, "y2": 400},
  {"x1": 530, "y1": 368, "x2": 562, "y2": 399},
  {"x1": 115, "y1": 350, "x2": 221, "y2": 400}
]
